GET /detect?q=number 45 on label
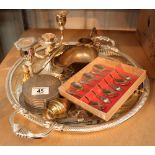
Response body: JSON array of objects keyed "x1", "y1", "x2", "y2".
[{"x1": 32, "y1": 87, "x2": 49, "y2": 95}]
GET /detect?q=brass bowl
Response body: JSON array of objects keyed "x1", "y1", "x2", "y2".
[{"x1": 55, "y1": 45, "x2": 98, "y2": 67}]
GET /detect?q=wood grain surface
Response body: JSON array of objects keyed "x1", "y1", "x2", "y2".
[{"x1": 0, "y1": 29, "x2": 155, "y2": 146}]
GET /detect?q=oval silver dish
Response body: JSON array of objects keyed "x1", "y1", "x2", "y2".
[{"x1": 6, "y1": 42, "x2": 150, "y2": 138}]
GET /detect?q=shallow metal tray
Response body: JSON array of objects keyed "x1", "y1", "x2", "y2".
[{"x1": 6, "y1": 42, "x2": 150, "y2": 139}]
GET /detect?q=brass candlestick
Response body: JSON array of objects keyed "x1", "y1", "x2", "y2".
[{"x1": 56, "y1": 11, "x2": 67, "y2": 43}]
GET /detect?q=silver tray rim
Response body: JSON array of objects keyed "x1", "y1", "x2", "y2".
[{"x1": 6, "y1": 44, "x2": 150, "y2": 133}]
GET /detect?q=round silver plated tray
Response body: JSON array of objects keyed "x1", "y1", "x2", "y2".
[{"x1": 6, "y1": 42, "x2": 150, "y2": 139}]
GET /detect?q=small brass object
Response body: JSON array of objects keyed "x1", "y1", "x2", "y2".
[
  {"x1": 43, "y1": 98, "x2": 70, "y2": 120},
  {"x1": 24, "y1": 48, "x2": 35, "y2": 76},
  {"x1": 22, "y1": 65, "x2": 31, "y2": 83}
]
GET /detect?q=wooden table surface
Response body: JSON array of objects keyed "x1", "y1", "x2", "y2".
[{"x1": 0, "y1": 29, "x2": 155, "y2": 146}]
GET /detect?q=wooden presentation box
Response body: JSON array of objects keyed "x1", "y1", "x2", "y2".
[{"x1": 58, "y1": 57, "x2": 146, "y2": 121}]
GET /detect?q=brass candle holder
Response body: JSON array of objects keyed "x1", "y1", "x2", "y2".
[{"x1": 56, "y1": 11, "x2": 67, "y2": 43}]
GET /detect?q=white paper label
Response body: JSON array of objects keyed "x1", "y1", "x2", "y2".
[{"x1": 32, "y1": 87, "x2": 49, "y2": 96}]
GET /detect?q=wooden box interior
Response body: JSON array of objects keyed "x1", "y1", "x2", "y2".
[{"x1": 58, "y1": 57, "x2": 146, "y2": 121}]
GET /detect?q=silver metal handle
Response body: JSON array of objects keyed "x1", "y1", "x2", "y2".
[
  {"x1": 9, "y1": 109, "x2": 57, "y2": 139},
  {"x1": 92, "y1": 35, "x2": 116, "y2": 47}
]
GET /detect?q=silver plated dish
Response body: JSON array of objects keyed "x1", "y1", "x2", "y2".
[{"x1": 6, "y1": 40, "x2": 150, "y2": 139}]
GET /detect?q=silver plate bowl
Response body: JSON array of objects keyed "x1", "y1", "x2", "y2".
[{"x1": 6, "y1": 42, "x2": 150, "y2": 139}]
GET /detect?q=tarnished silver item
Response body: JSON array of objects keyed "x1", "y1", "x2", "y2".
[
  {"x1": 21, "y1": 74, "x2": 61, "y2": 114},
  {"x1": 14, "y1": 37, "x2": 37, "y2": 52}
]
